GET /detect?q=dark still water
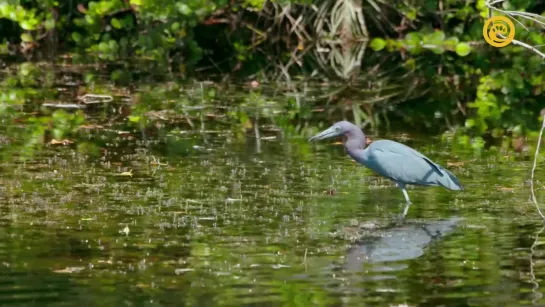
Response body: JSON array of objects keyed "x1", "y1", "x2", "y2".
[{"x1": 0, "y1": 79, "x2": 544, "y2": 306}]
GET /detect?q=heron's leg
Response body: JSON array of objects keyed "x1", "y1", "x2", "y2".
[
  {"x1": 401, "y1": 188, "x2": 411, "y2": 204},
  {"x1": 396, "y1": 183, "x2": 411, "y2": 218},
  {"x1": 401, "y1": 198, "x2": 411, "y2": 218}
]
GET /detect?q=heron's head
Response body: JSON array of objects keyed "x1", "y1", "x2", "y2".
[{"x1": 308, "y1": 121, "x2": 358, "y2": 142}]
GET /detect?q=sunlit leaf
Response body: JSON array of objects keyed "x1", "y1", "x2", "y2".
[
  {"x1": 455, "y1": 42, "x2": 471, "y2": 56},
  {"x1": 45, "y1": 18, "x2": 55, "y2": 30},
  {"x1": 429, "y1": 30, "x2": 445, "y2": 45},
  {"x1": 111, "y1": 18, "x2": 122, "y2": 29},
  {"x1": 19, "y1": 21, "x2": 35, "y2": 30},
  {"x1": 407, "y1": 9, "x2": 417, "y2": 20},
  {"x1": 444, "y1": 37, "x2": 459, "y2": 49},
  {"x1": 370, "y1": 38, "x2": 386, "y2": 51},
  {"x1": 20, "y1": 33, "x2": 33, "y2": 42}
]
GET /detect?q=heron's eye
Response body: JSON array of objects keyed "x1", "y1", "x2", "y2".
[{"x1": 335, "y1": 126, "x2": 342, "y2": 131}]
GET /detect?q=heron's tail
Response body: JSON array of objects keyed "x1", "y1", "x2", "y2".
[
  {"x1": 422, "y1": 157, "x2": 463, "y2": 191},
  {"x1": 437, "y1": 167, "x2": 463, "y2": 191}
]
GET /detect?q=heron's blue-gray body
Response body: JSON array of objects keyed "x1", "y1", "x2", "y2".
[
  {"x1": 349, "y1": 140, "x2": 462, "y2": 190},
  {"x1": 309, "y1": 121, "x2": 462, "y2": 217}
]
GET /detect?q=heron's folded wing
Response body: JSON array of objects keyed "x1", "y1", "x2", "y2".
[{"x1": 364, "y1": 148, "x2": 441, "y2": 185}]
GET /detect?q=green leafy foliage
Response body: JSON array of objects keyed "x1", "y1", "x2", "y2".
[
  {"x1": 0, "y1": 0, "x2": 543, "y2": 153},
  {"x1": 367, "y1": 0, "x2": 544, "y2": 151}
]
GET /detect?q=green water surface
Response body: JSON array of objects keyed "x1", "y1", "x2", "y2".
[{"x1": 0, "y1": 77, "x2": 544, "y2": 307}]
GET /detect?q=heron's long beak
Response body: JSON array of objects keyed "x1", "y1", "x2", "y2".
[{"x1": 308, "y1": 126, "x2": 342, "y2": 142}]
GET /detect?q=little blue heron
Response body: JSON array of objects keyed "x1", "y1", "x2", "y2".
[{"x1": 309, "y1": 121, "x2": 462, "y2": 217}]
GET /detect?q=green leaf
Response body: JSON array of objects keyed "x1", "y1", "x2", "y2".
[
  {"x1": 111, "y1": 69, "x2": 121, "y2": 80},
  {"x1": 108, "y1": 39, "x2": 117, "y2": 49},
  {"x1": 429, "y1": 31, "x2": 445, "y2": 45},
  {"x1": 20, "y1": 33, "x2": 33, "y2": 42},
  {"x1": 404, "y1": 33, "x2": 421, "y2": 47},
  {"x1": 171, "y1": 22, "x2": 181, "y2": 31},
  {"x1": 53, "y1": 128, "x2": 63, "y2": 140},
  {"x1": 407, "y1": 9, "x2": 417, "y2": 21},
  {"x1": 45, "y1": 18, "x2": 55, "y2": 30},
  {"x1": 444, "y1": 37, "x2": 459, "y2": 49},
  {"x1": 98, "y1": 42, "x2": 109, "y2": 52},
  {"x1": 122, "y1": 15, "x2": 134, "y2": 29},
  {"x1": 370, "y1": 38, "x2": 386, "y2": 51},
  {"x1": 431, "y1": 45, "x2": 445, "y2": 54},
  {"x1": 0, "y1": 43, "x2": 8, "y2": 54},
  {"x1": 19, "y1": 62, "x2": 33, "y2": 76},
  {"x1": 404, "y1": 58, "x2": 416, "y2": 70},
  {"x1": 386, "y1": 39, "x2": 398, "y2": 52},
  {"x1": 177, "y1": 3, "x2": 192, "y2": 15},
  {"x1": 111, "y1": 18, "x2": 122, "y2": 29},
  {"x1": 85, "y1": 15, "x2": 95, "y2": 25},
  {"x1": 530, "y1": 32, "x2": 544, "y2": 45},
  {"x1": 455, "y1": 42, "x2": 471, "y2": 56},
  {"x1": 128, "y1": 116, "x2": 141, "y2": 123},
  {"x1": 72, "y1": 32, "x2": 83, "y2": 43},
  {"x1": 20, "y1": 21, "x2": 35, "y2": 30},
  {"x1": 531, "y1": 75, "x2": 543, "y2": 86}
]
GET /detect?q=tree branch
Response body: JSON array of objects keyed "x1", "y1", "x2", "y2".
[
  {"x1": 508, "y1": 37, "x2": 545, "y2": 59},
  {"x1": 485, "y1": 0, "x2": 545, "y2": 59}
]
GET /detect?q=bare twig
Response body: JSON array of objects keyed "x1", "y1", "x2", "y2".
[
  {"x1": 486, "y1": 1, "x2": 545, "y2": 29},
  {"x1": 509, "y1": 38, "x2": 545, "y2": 59},
  {"x1": 495, "y1": 33, "x2": 545, "y2": 59},
  {"x1": 303, "y1": 248, "x2": 308, "y2": 272},
  {"x1": 530, "y1": 114, "x2": 545, "y2": 221},
  {"x1": 529, "y1": 226, "x2": 545, "y2": 303},
  {"x1": 254, "y1": 112, "x2": 261, "y2": 154},
  {"x1": 485, "y1": 0, "x2": 545, "y2": 60},
  {"x1": 77, "y1": 94, "x2": 113, "y2": 104},
  {"x1": 488, "y1": 0, "x2": 507, "y2": 5}
]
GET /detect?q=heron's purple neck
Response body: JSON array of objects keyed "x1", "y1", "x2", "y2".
[{"x1": 344, "y1": 126, "x2": 367, "y2": 163}]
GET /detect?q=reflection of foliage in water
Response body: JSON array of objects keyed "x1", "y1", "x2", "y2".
[{"x1": 0, "y1": 61, "x2": 543, "y2": 160}]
